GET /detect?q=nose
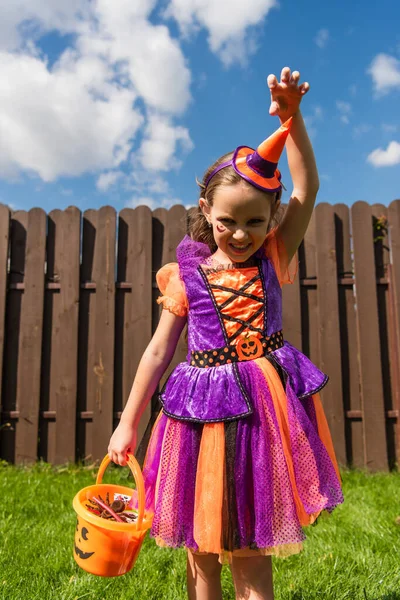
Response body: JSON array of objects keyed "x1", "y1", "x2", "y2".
[{"x1": 232, "y1": 228, "x2": 248, "y2": 241}]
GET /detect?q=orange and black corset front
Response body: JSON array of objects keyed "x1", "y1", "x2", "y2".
[{"x1": 190, "y1": 266, "x2": 284, "y2": 367}]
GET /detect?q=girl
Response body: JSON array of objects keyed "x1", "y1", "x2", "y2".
[{"x1": 108, "y1": 67, "x2": 343, "y2": 600}]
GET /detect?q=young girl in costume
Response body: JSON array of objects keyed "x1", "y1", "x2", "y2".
[{"x1": 108, "y1": 67, "x2": 343, "y2": 600}]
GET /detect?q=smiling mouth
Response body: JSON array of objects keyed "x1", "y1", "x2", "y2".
[
  {"x1": 74, "y1": 543, "x2": 95, "y2": 560},
  {"x1": 229, "y1": 243, "x2": 251, "y2": 252}
]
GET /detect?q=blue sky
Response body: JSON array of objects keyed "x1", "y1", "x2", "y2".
[{"x1": 0, "y1": 0, "x2": 399, "y2": 214}]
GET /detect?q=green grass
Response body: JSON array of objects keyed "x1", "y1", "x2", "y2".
[{"x1": 0, "y1": 461, "x2": 399, "y2": 600}]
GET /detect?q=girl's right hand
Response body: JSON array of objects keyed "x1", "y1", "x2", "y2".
[
  {"x1": 267, "y1": 66, "x2": 309, "y2": 122},
  {"x1": 108, "y1": 420, "x2": 138, "y2": 466}
]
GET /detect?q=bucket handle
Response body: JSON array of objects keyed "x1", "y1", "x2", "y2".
[{"x1": 95, "y1": 454, "x2": 145, "y2": 528}]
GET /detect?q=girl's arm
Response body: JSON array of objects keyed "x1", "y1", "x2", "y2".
[
  {"x1": 108, "y1": 308, "x2": 187, "y2": 465},
  {"x1": 268, "y1": 67, "x2": 319, "y2": 263},
  {"x1": 278, "y1": 110, "x2": 319, "y2": 262}
]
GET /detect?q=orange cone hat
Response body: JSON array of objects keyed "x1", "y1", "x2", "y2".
[{"x1": 204, "y1": 117, "x2": 292, "y2": 193}]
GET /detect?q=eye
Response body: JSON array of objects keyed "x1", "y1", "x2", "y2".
[
  {"x1": 218, "y1": 218, "x2": 235, "y2": 224},
  {"x1": 82, "y1": 527, "x2": 89, "y2": 540},
  {"x1": 248, "y1": 219, "x2": 264, "y2": 225}
]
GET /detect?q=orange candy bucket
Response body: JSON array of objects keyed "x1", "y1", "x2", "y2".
[{"x1": 73, "y1": 453, "x2": 153, "y2": 577}]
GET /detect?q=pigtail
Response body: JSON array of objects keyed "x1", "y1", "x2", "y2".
[{"x1": 188, "y1": 207, "x2": 217, "y2": 252}]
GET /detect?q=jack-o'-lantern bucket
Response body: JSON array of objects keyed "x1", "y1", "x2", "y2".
[{"x1": 73, "y1": 454, "x2": 152, "y2": 577}]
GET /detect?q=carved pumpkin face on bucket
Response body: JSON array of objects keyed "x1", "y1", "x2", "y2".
[
  {"x1": 237, "y1": 336, "x2": 263, "y2": 360},
  {"x1": 74, "y1": 518, "x2": 95, "y2": 560}
]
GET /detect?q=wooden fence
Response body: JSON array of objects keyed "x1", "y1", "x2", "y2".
[{"x1": 0, "y1": 201, "x2": 399, "y2": 470}]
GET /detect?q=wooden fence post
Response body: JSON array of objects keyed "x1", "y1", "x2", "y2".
[
  {"x1": 315, "y1": 203, "x2": 346, "y2": 465},
  {"x1": 352, "y1": 202, "x2": 388, "y2": 470}
]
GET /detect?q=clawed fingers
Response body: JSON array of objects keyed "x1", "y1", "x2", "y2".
[
  {"x1": 268, "y1": 67, "x2": 308, "y2": 91},
  {"x1": 281, "y1": 66, "x2": 291, "y2": 82},
  {"x1": 267, "y1": 67, "x2": 309, "y2": 118},
  {"x1": 290, "y1": 70, "x2": 300, "y2": 84},
  {"x1": 299, "y1": 81, "x2": 310, "y2": 94}
]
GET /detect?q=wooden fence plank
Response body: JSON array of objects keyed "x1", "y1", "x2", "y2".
[
  {"x1": 352, "y1": 201, "x2": 388, "y2": 470},
  {"x1": 315, "y1": 203, "x2": 346, "y2": 464},
  {"x1": 92, "y1": 207, "x2": 116, "y2": 461},
  {"x1": 77, "y1": 209, "x2": 98, "y2": 461},
  {"x1": 56, "y1": 207, "x2": 81, "y2": 463},
  {"x1": 15, "y1": 209, "x2": 46, "y2": 463},
  {"x1": 41, "y1": 208, "x2": 81, "y2": 464},
  {"x1": 116, "y1": 206, "x2": 153, "y2": 447},
  {"x1": 371, "y1": 204, "x2": 395, "y2": 467},
  {"x1": 0, "y1": 206, "x2": 10, "y2": 424},
  {"x1": 387, "y1": 200, "x2": 400, "y2": 466},
  {"x1": 0, "y1": 211, "x2": 28, "y2": 462},
  {"x1": 334, "y1": 204, "x2": 363, "y2": 467},
  {"x1": 39, "y1": 209, "x2": 58, "y2": 461}
]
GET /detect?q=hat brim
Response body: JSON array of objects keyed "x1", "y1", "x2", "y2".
[{"x1": 233, "y1": 147, "x2": 282, "y2": 193}]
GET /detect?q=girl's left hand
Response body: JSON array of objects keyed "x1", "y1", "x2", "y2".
[{"x1": 267, "y1": 67, "x2": 309, "y2": 122}]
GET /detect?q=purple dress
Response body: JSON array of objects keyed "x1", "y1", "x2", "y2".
[{"x1": 140, "y1": 233, "x2": 343, "y2": 563}]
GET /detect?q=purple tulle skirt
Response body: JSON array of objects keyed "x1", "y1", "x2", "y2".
[{"x1": 139, "y1": 358, "x2": 343, "y2": 563}]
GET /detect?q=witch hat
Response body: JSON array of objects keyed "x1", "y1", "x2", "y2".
[{"x1": 204, "y1": 117, "x2": 292, "y2": 193}]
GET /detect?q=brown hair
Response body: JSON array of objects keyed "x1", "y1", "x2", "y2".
[{"x1": 188, "y1": 152, "x2": 283, "y2": 251}]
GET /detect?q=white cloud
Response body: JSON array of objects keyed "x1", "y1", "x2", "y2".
[
  {"x1": 0, "y1": 0, "x2": 91, "y2": 51},
  {"x1": 367, "y1": 141, "x2": 400, "y2": 167},
  {"x1": 0, "y1": 51, "x2": 142, "y2": 181},
  {"x1": 80, "y1": 3, "x2": 192, "y2": 115},
  {"x1": 382, "y1": 123, "x2": 398, "y2": 133},
  {"x1": 320, "y1": 174, "x2": 331, "y2": 182},
  {"x1": 336, "y1": 100, "x2": 351, "y2": 124},
  {"x1": 353, "y1": 124, "x2": 372, "y2": 137},
  {"x1": 0, "y1": 0, "x2": 193, "y2": 184},
  {"x1": 303, "y1": 105, "x2": 323, "y2": 139},
  {"x1": 315, "y1": 28, "x2": 329, "y2": 49},
  {"x1": 1, "y1": 200, "x2": 18, "y2": 212},
  {"x1": 96, "y1": 171, "x2": 124, "y2": 192},
  {"x1": 126, "y1": 196, "x2": 159, "y2": 210},
  {"x1": 124, "y1": 169, "x2": 192, "y2": 210},
  {"x1": 165, "y1": 0, "x2": 277, "y2": 67},
  {"x1": 368, "y1": 53, "x2": 400, "y2": 95},
  {"x1": 126, "y1": 195, "x2": 183, "y2": 210},
  {"x1": 137, "y1": 113, "x2": 194, "y2": 171}
]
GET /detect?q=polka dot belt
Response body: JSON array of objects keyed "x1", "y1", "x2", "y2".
[{"x1": 189, "y1": 330, "x2": 284, "y2": 368}]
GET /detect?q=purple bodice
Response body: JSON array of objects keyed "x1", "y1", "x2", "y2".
[{"x1": 159, "y1": 236, "x2": 328, "y2": 423}]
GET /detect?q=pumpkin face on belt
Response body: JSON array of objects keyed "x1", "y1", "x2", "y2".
[
  {"x1": 74, "y1": 518, "x2": 95, "y2": 560},
  {"x1": 237, "y1": 336, "x2": 263, "y2": 360}
]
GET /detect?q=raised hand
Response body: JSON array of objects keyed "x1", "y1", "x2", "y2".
[{"x1": 267, "y1": 67, "x2": 309, "y2": 122}]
